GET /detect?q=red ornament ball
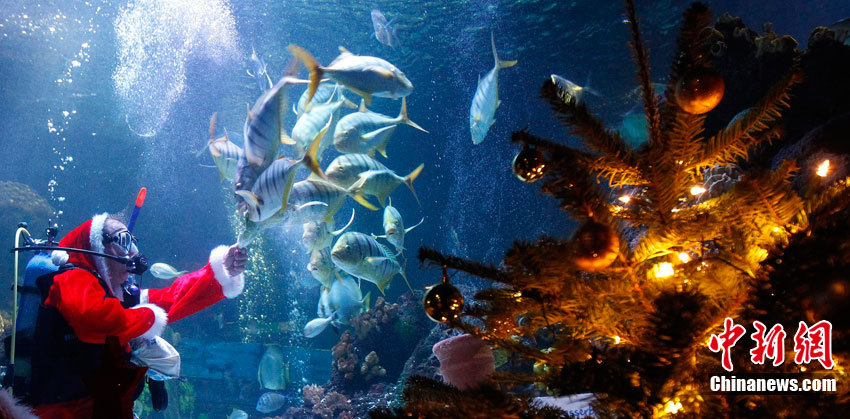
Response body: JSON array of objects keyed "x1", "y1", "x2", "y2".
[
  {"x1": 675, "y1": 68, "x2": 725, "y2": 114},
  {"x1": 572, "y1": 221, "x2": 620, "y2": 271}
]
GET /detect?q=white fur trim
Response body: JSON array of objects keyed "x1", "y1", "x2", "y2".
[
  {"x1": 51, "y1": 250, "x2": 69, "y2": 266},
  {"x1": 89, "y1": 212, "x2": 109, "y2": 254},
  {"x1": 134, "y1": 303, "x2": 168, "y2": 340},
  {"x1": 209, "y1": 245, "x2": 245, "y2": 298},
  {"x1": 140, "y1": 288, "x2": 149, "y2": 304}
]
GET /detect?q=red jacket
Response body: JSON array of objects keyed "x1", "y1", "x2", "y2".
[{"x1": 32, "y1": 214, "x2": 244, "y2": 418}]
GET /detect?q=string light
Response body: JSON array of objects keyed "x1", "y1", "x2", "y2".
[
  {"x1": 816, "y1": 159, "x2": 830, "y2": 177},
  {"x1": 678, "y1": 252, "x2": 691, "y2": 263},
  {"x1": 663, "y1": 399, "x2": 683, "y2": 415},
  {"x1": 690, "y1": 185, "x2": 706, "y2": 195},
  {"x1": 613, "y1": 335, "x2": 622, "y2": 344},
  {"x1": 618, "y1": 194, "x2": 631, "y2": 204},
  {"x1": 653, "y1": 262, "x2": 675, "y2": 278}
]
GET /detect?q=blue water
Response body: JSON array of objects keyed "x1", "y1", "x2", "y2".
[{"x1": 1, "y1": 0, "x2": 848, "y2": 417}]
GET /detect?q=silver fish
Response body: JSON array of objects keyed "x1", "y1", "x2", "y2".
[
  {"x1": 550, "y1": 74, "x2": 599, "y2": 105},
  {"x1": 303, "y1": 316, "x2": 334, "y2": 338},
  {"x1": 288, "y1": 44, "x2": 414, "y2": 106},
  {"x1": 371, "y1": 9, "x2": 399, "y2": 48},
  {"x1": 285, "y1": 178, "x2": 377, "y2": 225},
  {"x1": 205, "y1": 113, "x2": 243, "y2": 181},
  {"x1": 331, "y1": 232, "x2": 411, "y2": 294},
  {"x1": 470, "y1": 32, "x2": 517, "y2": 145},
  {"x1": 236, "y1": 119, "x2": 327, "y2": 222},
  {"x1": 302, "y1": 208, "x2": 355, "y2": 252},
  {"x1": 356, "y1": 164, "x2": 424, "y2": 207},
  {"x1": 235, "y1": 67, "x2": 308, "y2": 197},
  {"x1": 323, "y1": 153, "x2": 389, "y2": 188},
  {"x1": 304, "y1": 274, "x2": 370, "y2": 338},
  {"x1": 258, "y1": 345, "x2": 288, "y2": 391},
  {"x1": 228, "y1": 408, "x2": 248, "y2": 419},
  {"x1": 334, "y1": 98, "x2": 426, "y2": 157},
  {"x1": 287, "y1": 85, "x2": 346, "y2": 161},
  {"x1": 307, "y1": 247, "x2": 337, "y2": 288},
  {"x1": 373, "y1": 197, "x2": 423, "y2": 253},
  {"x1": 256, "y1": 392, "x2": 289, "y2": 413},
  {"x1": 149, "y1": 263, "x2": 188, "y2": 280},
  {"x1": 247, "y1": 44, "x2": 273, "y2": 92},
  {"x1": 293, "y1": 82, "x2": 339, "y2": 118}
]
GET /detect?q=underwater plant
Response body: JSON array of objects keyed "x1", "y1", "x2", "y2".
[{"x1": 376, "y1": 1, "x2": 850, "y2": 417}]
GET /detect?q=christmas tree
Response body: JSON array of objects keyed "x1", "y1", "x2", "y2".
[{"x1": 376, "y1": 1, "x2": 849, "y2": 417}]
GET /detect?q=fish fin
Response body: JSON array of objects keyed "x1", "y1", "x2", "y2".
[
  {"x1": 287, "y1": 45, "x2": 324, "y2": 107},
  {"x1": 296, "y1": 201, "x2": 329, "y2": 211},
  {"x1": 365, "y1": 65, "x2": 395, "y2": 80},
  {"x1": 332, "y1": 208, "x2": 356, "y2": 235},
  {"x1": 477, "y1": 74, "x2": 481, "y2": 85},
  {"x1": 265, "y1": 73, "x2": 274, "y2": 90},
  {"x1": 497, "y1": 100, "x2": 502, "y2": 108},
  {"x1": 280, "y1": 130, "x2": 296, "y2": 145},
  {"x1": 372, "y1": 233, "x2": 387, "y2": 239},
  {"x1": 400, "y1": 265, "x2": 413, "y2": 292},
  {"x1": 362, "y1": 291, "x2": 371, "y2": 311},
  {"x1": 376, "y1": 192, "x2": 388, "y2": 208},
  {"x1": 491, "y1": 31, "x2": 517, "y2": 69},
  {"x1": 292, "y1": 102, "x2": 299, "y2": 116},
  {"x1": 338, "y1": 46, "x2": 353, "y2": 55},
  {"x1": 404, "y1": 164, "x2": 424, "y2": 207},
  {"x1": 405, "y1": 217, "x2": 425, "y2": 233},
  {"x1": 279, "y1": 166, "x2": 299, "y2": 213},
  {"x1": 342, "y1": 96, "x2": 358, "y2": 109},
  {"x1": 346, "y1": 177, "x2": 379, "y2": 210},
  {"x1": 359, "y1": 99, "x2": 368, "y2": 113},
  {"x1": 347, "y1": 86, "x2": 372, "y2": 106},
  {"x1": 299, "y1": 118, "x2": 329, "y2": 180},
  {"x1": 398, "y1": 97, "x2": 428, "y2": 133},
  {"x1": 234, "y1": 190, "x2": 262, "y2": 219},
  {"x1": 246, "y1": 102, "x2": 252, "y2": 123},
  {"x1": 196, "y1": 113, "x2": 218, "y2": 157},
  {"x1": 247, "y1": 68, "x2": 255, "y2": 77}
]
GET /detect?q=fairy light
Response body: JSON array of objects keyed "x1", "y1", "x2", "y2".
[
  {"x1": 618, "y1": 194, "x2": 631, "y2": 204},
  {"x1": 653, "y1": 262, "x2": 675, "y2": 279},
  {"x1": 678, "y1": 252, "x2": 691, "y2": 263},
  {"x1": 613, "y1": 335, "x2": 622, "y2": 344},
  {"x1": 690, "y1": 185, "x2": 706, "y2": 195},
  {"x1": 663, "y1": 400, "x2": 683, "y2": 415},
  {"x1": 816, "y1": 160, "x2": 830, "y2": 177}
]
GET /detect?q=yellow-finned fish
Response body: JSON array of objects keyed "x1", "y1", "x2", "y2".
[
  {"x1": 204, "y1": 113, "x2": 242, "y2": 181},
  {"x1": 286, "y1": 85, "x2": 349, "y2": 161},
  {"x1": 302, "y1": 209, "x2": 355, "y2": 253},
  {"x1": 333, "y1": 98, "x2": 426, "y2": 157},
  {"x1": 322, "y1": 153, "x2": 389, "y2": 188},
  {"x1": 284, "y1": 178, "x2": 377, "y2": 226},
  {"x1": 331, "y1": 231, "x2": 411, "y2": 295},
  {"x1": 149, "y1": 263, "x2": 188, "y2": 280},
  {"x1": 307, "y1": 247, "x2": 337, "y2": 288},
  {"x1": 372, "y1": 197, "x2": 423, "y2": 253},
  {"x1": 355, "y1": 164, "x2": 424, "y2": 207},
  {"x1": 470, "y1": 32, "x2": 517, "y2": 145}
]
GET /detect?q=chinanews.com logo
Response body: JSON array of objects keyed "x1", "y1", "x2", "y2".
[{"x1": 706, "y1": 318, "x2": 838, "y2": 394}]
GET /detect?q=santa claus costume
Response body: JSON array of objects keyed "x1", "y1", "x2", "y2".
[{"x1": 27, "y1": 213, "x2": 244, "y2": 418}]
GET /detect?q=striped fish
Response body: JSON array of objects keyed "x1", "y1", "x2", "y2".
[
  {"x1": 373, "y1": 198, "x2": 424, "y2": 253},
  {"x1": 285, "y1": 178, "x2": 376, "y2": 226},
  {"x1": 307, "y1": 247, "x2": 337, "y2": 288},
  {"x1": 235, "y1": 69, "x2": 309, "y2": 196},
  {"x1": 323, "y1": 153, "x2": 388, "y2": 188},
  {"x1": 356, "y1": 164, "x2": 424, "y2": 207},
  {"x1": 470, "y1": 32, "x2": 517, "y2": 145},
  {"x1": 302, "y1": 209, "x2": 355, "y2": 252},
  {"x1": 206, "y1": 113, "x2": 243, "y2": 181},
  {"x1": 293, "y1": 83, "x2": 352, "y2": 118},
  {"x1": 287, "y1": 85, "x2": 346, "y2": 161},
  {"x1": 330, "y1": 232, "x2": 411, "y2": 294},
  {"x1": 334, "y1": 97, "x2": 426, "y2": 157},
  {"x1": 288, "y1": 45, "x2": 414, "y2": 106},
  {"x1": 235, "y1": 119, "x2": 328, "y2": 222}
]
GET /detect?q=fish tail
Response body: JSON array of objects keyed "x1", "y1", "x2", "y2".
[
  {"x1": 287, "y1": 44, "x2": 324, "y2": 106},
  {"x1": 234, "y1": 190, "x2": 262, "y2": 220},
  {"x1": 491, "y1": 32, "x2": 517, "y2": 69},
  {"x1": 398, "y1": 97, "x2": 428, "y2": 133},
  {"x1": 404, "y1": 164, "x2": 424, "y2": 207},
  {"x1": 196, "y1": 113, "x2": 218, "y2": 157},
  {"x1": 399, "y1": 267, "x2": 413, "y2": 293},
  {"x1": 362, "y1": 291, "x2": 371, "y2": 311},
  {"x1": 300, "y1": 118, "x2": 328, "y2": 180}
]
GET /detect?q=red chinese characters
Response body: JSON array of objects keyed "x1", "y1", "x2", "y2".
[
  {"x1": 750, "y1": 321, "x2": 786, "y2": 366},
  {"x1": 709, "y1": 318, "x2": 746, "y2": 372},
  {"x1": 793, "y1": 320, "x2": 834, "y2": 369}
]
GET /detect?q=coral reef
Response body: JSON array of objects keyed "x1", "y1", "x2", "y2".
[
  {"x1": 351, "y1": 297, "x2": 399, "y2": 340},
  {"x1": 275, "y1": 384, "x2": 353, "y2": 419}
]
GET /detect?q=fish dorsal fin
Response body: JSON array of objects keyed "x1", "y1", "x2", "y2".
[
  {"x1": 338, "y1": 46, "x2": 353, "y2": 55},
  {"x1": 359, "y1": 99, "x2": 368, "y2": 113},
  {"x1": 365, "y1": 65, "x2": 394, "y2": 79},
  {"x1": 246, "y1": 102, "x2": 252, "y2": 122},
  {"x1": 332, "y1": 209, "x2": 356, "y2": 235},
  {"x1": 405, "y1": 216, "x2": 425, "y2": 233}
]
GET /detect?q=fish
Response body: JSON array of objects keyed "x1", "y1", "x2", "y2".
[
  {"x1": 293, "y1": 83, "x2": 344, "y2": 118},
  {"x1": 549, "y1": 74, "x2": 599, "y2": 105},
  {"x1": 371, "y1": 9, "x2": 399, "y2": 48},
  {"x1": 247, "y1": 44, "x2": 273, "y2": 92},
  {"x1": 236, "y1": 120, "x2": 327, "y2": 222},
  {"x1": 148, "y1": 262, "x2": 188, "y2": 280},
  {"x1": 304, "y1": 274, "x2": 370, "y2": 337},
  {"x1": 235, "y1": 65, "x2": 309, "y2": 199},
  {"x1": 284, "y1": 178, "x2": 377, "y2": 226},
  {"x1": 331, "y1": 232, "x2": 411, "y2": 294},
  {"x1": 228, "y1": 408, "x2": 248, "y2": 419},
  {"x1": 334, "y1": 98, "x2": 427, "y2": 157},
  {"x1": 307, "y1": 247, "x2": 337, "y2": 288},
  {"x1": 620, "y1": 105, "x2": 648, "y2": 147},
  {"x1": 204, "y1": 113, "x2": 243, "y2": 181},
  {"x1": 470, "y1": 32, "x2": 517, "y2": 145},
  {"x1": 373, "y1": 197, "x2": 424, "y2": 253},
  {"x1": 322, "y1": 153, "x2": 389, "y2": 188},
  {"x1": 256, "y1": 392, "x2": 291, "y2": 413},
  {"x1": 355, "y1": 164, "x2": 424, "y2": 207},
  {"x1": 302, "y1": 208, "x2": 356, "y2": 252},
  {"x1": 286, "y1": 85, "x2": 346, "y2": 161},
  {"x1": 287, "y1": 44, "x2": 414, "y2": 106},
  {"x1": 257, "y1": 345, "x2": 289, "y2": 391}
]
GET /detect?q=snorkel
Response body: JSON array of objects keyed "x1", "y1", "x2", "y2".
[{"x1": 123, "y1": 187, "x2": 147, "y2": 296}]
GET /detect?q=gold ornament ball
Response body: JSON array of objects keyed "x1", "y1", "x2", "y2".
[
  {"x1": 572, "y1": 221, "x2": 619, "y2": 271},
  {"x1": 512, "y1": 146, "x2": 547, "y2": 183},
  {"x1": 675, "y1": 68, "x2": 725, "y2": 114},
  {"x1": 423, "y1": 282, "x2": 464, "y2": 323}
]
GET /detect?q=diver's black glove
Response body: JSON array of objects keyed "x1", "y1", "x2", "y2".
[{"x1": 148, "y1": 378, "x2": 168, "y2": 411}]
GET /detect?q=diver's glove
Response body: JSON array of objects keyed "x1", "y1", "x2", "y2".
[{"x1": 129, "y1": 336, "x2": 181, "y2": 380}]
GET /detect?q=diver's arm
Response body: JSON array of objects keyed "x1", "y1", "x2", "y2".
[
  {"x1": 45, "y1": 270, "x2": 167, "y2": 346},
  {"x1": 143, "y1": 245, "x2": 245, "y2": 323}
]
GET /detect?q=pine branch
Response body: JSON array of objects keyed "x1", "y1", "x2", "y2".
[
  {"x1": 418, "y1": 247, "x2": 512, "y2": 284},
  {"x1": 624, "y1": 0, "x2": 661, "y2": 146},
  {"x1": 693, "y1": 69, "x2": 803, "y2": 171},
  {"x1": 653, "y1": 112, "x2": 707, "y2": 214}
]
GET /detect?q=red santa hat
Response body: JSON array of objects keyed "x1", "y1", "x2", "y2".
[{"x1": 51, "y1": 212, "x2": 109, "y2": 269}]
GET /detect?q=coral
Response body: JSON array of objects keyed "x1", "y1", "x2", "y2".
[
  {"x1": 297, "y1": 384, "x2": 353, "y2": 419},
  {"x1": 351, "y1": 297, "x2": 399, "y2": 340}
]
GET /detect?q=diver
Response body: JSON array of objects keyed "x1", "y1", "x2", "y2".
[{"x1": 3, "y1": 212, "x2": 248, "y2": 417}]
